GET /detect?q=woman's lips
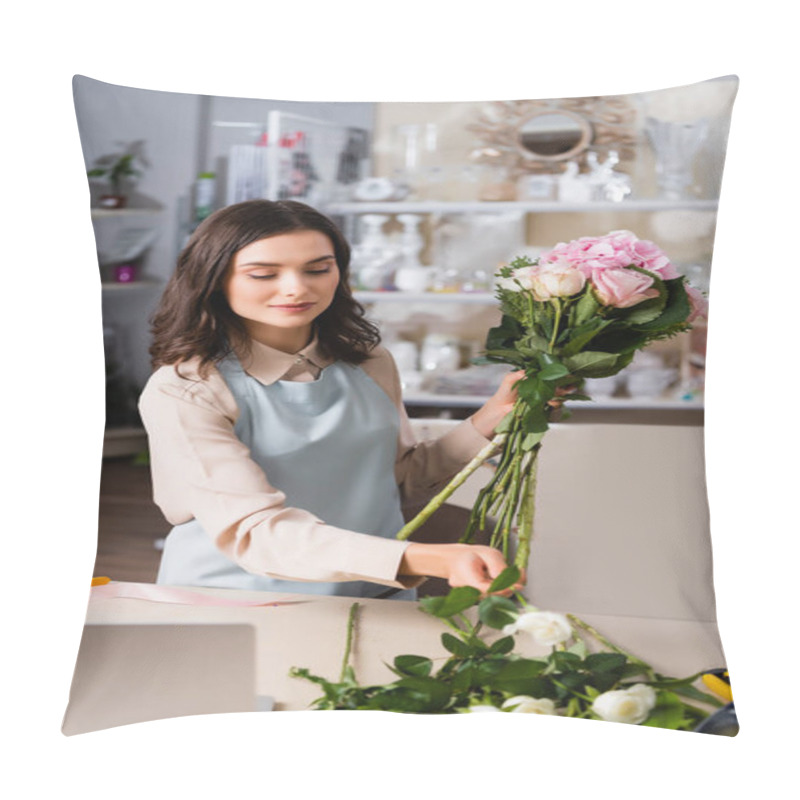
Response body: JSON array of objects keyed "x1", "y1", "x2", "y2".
[{"x1": 270, "y1": 302, "x2": 315, "y2": 313}]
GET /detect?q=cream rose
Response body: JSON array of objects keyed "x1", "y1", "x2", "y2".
[
  {"x1": 530, "y1": 261, "x2": 587, "y2": 300},
  {"x1": 503, "y1": 610, "x2": 572, "y2": 646},
  {"x1": 501, "y1": 695, "x2": 558, "y2": 715},
  {"x1": 591, "y1": 683, "x2": 657, "y2": 725}
]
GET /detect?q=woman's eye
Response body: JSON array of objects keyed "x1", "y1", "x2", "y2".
[
  {"x1": 249, "y1": 274, "x2": 277, "y2": 280},
  {"x1": 306, "y1": 268, "x2": 332, "y2": 275}
]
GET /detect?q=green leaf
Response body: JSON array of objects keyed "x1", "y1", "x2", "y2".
[
  {"x1": 516, "y1": 375, "x2": 545, "y2": 403},
  {"x1": 393, "y1": 655, "x2": 433, "y2": 678},
  {"x1": 494, "y1": 411, "x2": 515, "y2": 434},
  {"x1": 552, "y1": 651, "x2": 583, "y2": 672},
  {"x1": 621, "y1": 662, "x2": 651, "y2": 679},
  {"x1": 488, "y1": 659, "x2": 551, "y2": 696},
  {"x1": 669, "y1": 684, "x2": 725, "y2": 708},
  {"x1": 441, "y1": 633, "x2": 473, "y2": 658},
  {"x1": 482, "y1": 349, "x2": 527, "y2": 367},
  {"x1": 522, "y1": 404, "x2": 550, "y2": 434},
  {"x1": 560, "y1": 318, "x2": 613, "y2": 357},
  {"x1": 520, "y1": 333, "x2": 551, "y2": 352},
  {"x1": 486, "y1": 314, "x2": 525, "y2": 350},
  {"x1": 488, "y1": 565, "x2": 521, "y2": 594},
  {"x1": 566, "y1": 640, "x2": 588, "y2": 658},
  {"x1": 521, "y1": 431, "x2": 545, "y2": 451},
  {"x1": 634, "y1": 278, "x2": 691, "y2": 333},
  {"x1": 565, "y1": 696, "x2": 583, "y2": 717},
  {"x1": 372, "y1": 677, "x2": 452, "y2": 713},
  {"x1": 478, "y1": 595, "x2": 519, "y2": 629},
  {"x1": 563, "y1": 350, "x2": 622, "y2": 378},
  {"x1": 640, "y1": 690, "x2": 687, "y2": 730},
  {"x1": 584, "y1": 653, "x2": 628, "y2": 673},
  {"x1": 538, "y1": 362, "x2": 571, "y2": 381},
  {"x1": 420, "y1": 586, "x2": 481, "y2": 619},
  {"x1": 555, "y1": 671, "x2": 587, "y2": 693},
  {"x1": 489, "y1": 636, "x2": 516, "y2": 655},
  {"x1": 572, "y1": 289, "x2": 601, "y2": 326}
]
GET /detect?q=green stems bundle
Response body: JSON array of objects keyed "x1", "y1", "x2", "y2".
[{"x1": 458, "y1": 399, "x2": 548, "y2": 568}]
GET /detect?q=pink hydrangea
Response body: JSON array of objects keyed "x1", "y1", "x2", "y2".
[{"x1": 540, "y1": 230, "x2": 679, "y2": 280}]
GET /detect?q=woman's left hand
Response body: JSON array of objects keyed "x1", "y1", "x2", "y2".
[
  {"x1": 471, "y1": 373, "x2": 581, "y2": 438},
  {"x1": 469, "y1": 369, "x2": 525, "y2": 439}
]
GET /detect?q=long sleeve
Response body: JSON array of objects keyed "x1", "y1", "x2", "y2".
[
  {"x1": 360, "y1": 347, "x2": 494, "y2": 506},
  {"x1": 139, "y1": 361, "x2": 419, "y2": 589}
]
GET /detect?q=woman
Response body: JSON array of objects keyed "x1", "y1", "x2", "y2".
[{"x1": 140, "y1": 199, "x2": 523, "y2": 600}]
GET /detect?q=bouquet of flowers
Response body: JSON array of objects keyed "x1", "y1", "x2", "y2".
[
  {"x1": 290, "y1": 567, "x2": 730, "y2": 731},
  {"x1": 397, "y1": 230, "x2": 708, "y2": 569}
]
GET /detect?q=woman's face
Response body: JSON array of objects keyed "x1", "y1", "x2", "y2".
[{"x1": 223, "y1": 229, "x2": 341, "y2": 352}]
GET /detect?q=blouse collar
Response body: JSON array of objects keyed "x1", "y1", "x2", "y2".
[{"x1": 236, "y1": 335, "x2": 333, "y2": 386}]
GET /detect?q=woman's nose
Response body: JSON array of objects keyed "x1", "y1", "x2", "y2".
[{"x1": 279, "y1": 271, "x2": 307, "y2": 296}]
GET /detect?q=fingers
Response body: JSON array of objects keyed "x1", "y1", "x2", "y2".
[
  {"x1": 448, "y1": 546, "x2": 527, "y2": 597},
  {"x1": 474, "y1": 545, "x2": 508, "y2": 580}
]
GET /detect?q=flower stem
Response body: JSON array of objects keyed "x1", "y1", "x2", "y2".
[
  {"x1": 514, "y1": 448, "x2": 539, "y2": 570},
  {"x1": 549, "y1": 299, "x2": 563, "y2": 352},
  {"x1": 340, "y1": 602, "x2": 360, "y2": 682},
  {"x1": 396, "y1": 434, "x2": 505, "y2": 541},
  {"x1": 567, "y1": 614, "x2": 655, "y2": 678}
]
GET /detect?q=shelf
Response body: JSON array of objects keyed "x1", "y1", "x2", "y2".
[
  {"x1": 101, "y1": 279, "x2": 162, "y2": 292},
  {"x1": 403, "y1": 392, "x2": 704, "y2": 411},
  {"x1": 326, "y1": 199, "x2": 719, "y2": 215},
  {"x1": 90, "y1": 207, "x2": 163, "y2": 218},
  {"x1": 354, "y1": 291, "x2": 496, "y2": 304}
]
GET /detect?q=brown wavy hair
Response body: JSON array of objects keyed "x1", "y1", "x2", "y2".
[{"x1": 149, "y1": 200, "x2": 380, "y2": 377}]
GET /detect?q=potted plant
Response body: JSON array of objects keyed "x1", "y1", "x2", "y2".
[{"x1": 87, "y1": 141, "x2": 148, "y2": 208}]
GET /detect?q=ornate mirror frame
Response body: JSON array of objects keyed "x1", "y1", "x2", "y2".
[
  {"x1": 515, "y1": 109, "x2": 593, "y2": 163},
  {"x1": 467, "y1": 95, "x2": 638, "y2": 177}
]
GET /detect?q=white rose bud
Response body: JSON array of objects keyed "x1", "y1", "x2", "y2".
[
  {"x1": 496, "y1": 276, "x2": 523, "y2": 292},
  {"x1": 501, "y1": 695, "x2": 558, "y2": 715},
  {"x1": 591, "y1": 683, "x2": 658, "y2": 725},
  {"x1": 504, "y1": 611, "x2": 573, "y2": 646}
]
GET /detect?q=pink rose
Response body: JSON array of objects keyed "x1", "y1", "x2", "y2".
[
  {"x1": 591, "y1": 268, "x2": 660, "y2": 308},
  {"x1": 685, "y1": 283, "x2": 709, "y2": 322},
  {"x1": 529, "y1": 260, "x2": 587, "y2": 300}
]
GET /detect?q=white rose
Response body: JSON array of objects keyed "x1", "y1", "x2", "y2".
[
  {"x1": 495, "y1": 265, "x2": 538, "y2": 293},
  {"x1": 501, "y1": 695, "x2": 558, "y2": 715},
  {"x1": 504, "y1": 611, "x2": 573, "y2": 646},
  {"x1": 591, "y1": 683, "x2": 658, "y2": 725},
  {"x1": 496, "y1": 276, "x2": 523, "y2": 292},
  {"x1": 530, "y1": 262, "x2": 586, "y2": 300}
]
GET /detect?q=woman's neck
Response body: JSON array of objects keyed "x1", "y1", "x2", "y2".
[{"x1": 244, "y1": 322, "x2": 313, "y2": 354}]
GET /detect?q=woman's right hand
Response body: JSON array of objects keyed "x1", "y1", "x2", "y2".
[{"x1": 399, "y1": 542, "x2": 526, "y2": 596}]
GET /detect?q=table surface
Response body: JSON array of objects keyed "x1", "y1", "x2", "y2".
[{"x1": 79, "y1": 582, "x2": 728, "y2": 714}]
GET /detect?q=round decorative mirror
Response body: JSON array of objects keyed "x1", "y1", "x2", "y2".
[{"x1": 516, "y1": 111, "x2": 593, "y2": 162}]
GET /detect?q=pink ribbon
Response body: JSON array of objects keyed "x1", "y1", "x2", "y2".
[{"x1": 91, "y1": 582, "x2": 305, "y2": 607}]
